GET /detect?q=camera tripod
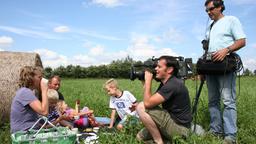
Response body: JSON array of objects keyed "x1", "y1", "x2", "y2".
[{"x1": 191, "y1": 79, "x2": 205, "y2": 132}]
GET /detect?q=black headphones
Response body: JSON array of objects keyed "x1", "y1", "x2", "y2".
[{"x1": 212, "y1": 0, "x2": 225, "y2": 12}]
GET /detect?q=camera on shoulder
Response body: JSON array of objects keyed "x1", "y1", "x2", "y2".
[
  {"x1": 130, "y1": 57, "x2": 158, "y2": 81},
  {"x1": 130, "y1": 56, "x2": 193, "y2": 81}
]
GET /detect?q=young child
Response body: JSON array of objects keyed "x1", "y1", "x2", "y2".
[
  {"x1": 57, "y1": 100, "x2": 102, "y2": 128},
  {"x1": 47, "y1": 89, "x2": 73, "y2": 129},
  {"x1": 104, "y1": 78, "x2": 138, "y2": 130}
]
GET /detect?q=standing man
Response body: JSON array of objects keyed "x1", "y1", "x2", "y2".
[
  {"x1": 136, "y1": 56, "x2": 192, "y2": 144},
  {"x1": 203, "y1": 0, "x2": 246, "y2": 143},
  {"x1": 48, "y1": 75, "x2": 65, "y2": 100}
]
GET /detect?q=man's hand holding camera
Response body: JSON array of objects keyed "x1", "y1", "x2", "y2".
[
  {"x1": 141, "y1": 70, "x2": 154, "y2": 105},
  {"x1": 143, "y1": 70, "x2": 153, "y2": 85},
  {"x1": 139, "y1": 70, "x2": 153, "y2": 89},
  {"x1": 212, "y1": 48, "x2": 230, "y2": 62}
]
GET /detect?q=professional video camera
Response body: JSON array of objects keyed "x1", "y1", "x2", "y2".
[{"x1": 130, "y1": 56, "x2": 193, "y2": 81}]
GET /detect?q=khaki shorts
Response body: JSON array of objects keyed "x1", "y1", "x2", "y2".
[{"x1": 144, "y1": 106, "x2": 189, "y2": 140}]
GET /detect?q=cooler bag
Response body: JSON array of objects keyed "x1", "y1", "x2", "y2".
[{"x1": 11, "y1": 116, "x2": 77, "y2": 144}]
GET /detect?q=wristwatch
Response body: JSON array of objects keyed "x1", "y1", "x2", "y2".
[{"x1": 227, "y1": 47, "x2": 232, "y2": 53}]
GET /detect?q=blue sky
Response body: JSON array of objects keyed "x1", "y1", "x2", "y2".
[{"x1": 0, "y1": 0, "x2": 255, "y2": 71}]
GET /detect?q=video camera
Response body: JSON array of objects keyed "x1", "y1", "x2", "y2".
[{"x1": 130, "y1": 56, "x2": 193, "y2": 81}]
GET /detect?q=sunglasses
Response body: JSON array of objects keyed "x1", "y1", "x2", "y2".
[{"x1": 205, "y1": 6, "x2": 216, "y2": 12}]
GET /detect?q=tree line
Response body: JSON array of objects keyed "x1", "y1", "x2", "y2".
[
  {"x1": 43, "y1": 56, "x2": 256, "y2": 79},
  {"x1": 44, "y1": 56, "x2": 138, "y2": 79}
]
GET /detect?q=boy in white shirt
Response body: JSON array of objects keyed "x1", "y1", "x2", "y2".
[{"x1": 104, "y1": 78, "x2": 138, "y2": 130}]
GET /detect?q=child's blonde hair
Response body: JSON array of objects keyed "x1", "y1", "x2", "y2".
[
  {"x1": 47, "y1": 89, "x2": 59, "y2": 104},
  {"x1": 103, "y1": 78, "x2": 119, "y2": 90},
  {"x1": 57, "y1": 101, "x2": 66, "y2": 114}
]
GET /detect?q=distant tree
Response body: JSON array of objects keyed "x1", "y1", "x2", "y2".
[
  {"x1": 243, "y1": 68, "x2": 252, "y2": 76},
  {"x1": 254, "y1": 70, "x2": 256, "y2": 76},
  {"x1": 44, "y1": 67, "x2": 52, "y2": 78},
  {"x1": 53, "y1": 66, "x2": 66, "y2": 77},
  {"x1": 79, "y1": 67, "x2": 87, "y2": 78},
  {"x1": 73, "y1": 65, "x2": 83, "y2": 78},
  {"x1": 97, "y1": 65, "x2": 109, "y2": 78},
  {"x1": 66, "y1": 65, "x2": 74, "y2": 77},
  {"x1": 86, "y1": 66, "x2": 98, "y2": 78}
]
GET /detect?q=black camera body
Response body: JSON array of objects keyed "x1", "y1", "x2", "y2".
[
  {"x1": 176, "y1": 57, "x2": 193, "y2": 79},
  {"x1": 130, "y1": 57, "x2": 158, "y2": 81},
  {"x1": 130, "y1": 56, "x2": 193, "y2": 81}
]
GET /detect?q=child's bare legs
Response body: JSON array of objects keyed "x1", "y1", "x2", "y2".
[{"x1": 116, "y1": 115, "x2": 128, "y2": 130}]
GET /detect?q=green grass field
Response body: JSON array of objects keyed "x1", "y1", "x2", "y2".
[{"x1": 1, "y1": 77, "x2": 256, "y2": 143}]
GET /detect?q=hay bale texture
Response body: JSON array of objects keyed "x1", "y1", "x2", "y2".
[{"x1": 0, "y1": 51, "x2": 43, "y2": 125}]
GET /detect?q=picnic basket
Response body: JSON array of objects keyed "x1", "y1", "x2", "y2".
[{"x1": 11, "y1": 116, "x2": 77, "y2": 144}]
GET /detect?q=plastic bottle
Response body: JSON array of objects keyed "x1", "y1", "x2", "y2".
[{"x1": 75, "y1": 99, "x2": 80, "y2": 114}]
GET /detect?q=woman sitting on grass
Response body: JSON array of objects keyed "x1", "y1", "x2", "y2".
[{"x1": 10, "y1": 66, "x2": 48, "y2": 133}]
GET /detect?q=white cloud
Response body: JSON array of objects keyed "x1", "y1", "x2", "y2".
[
  {"x1": 89, "y1": 45, "x2": 105, "y2": 56},
  {"x1": 81, "y1": 41, "x2": 129, "y2": 66},
  {"x1": 54, "y1": 26, "x2": 70, "y2": 33},
  {"x1": 33, "y1": 48, "x2": 110, "y2": 68},
  {"x1": 0, "y1": 36, "x2": 13, "y2": 45},
  {"x1": 74, "y1": 28, "x2": 123, "y2": 41},
  {"x1": 34, "y1": 49, "x2": 68, "y2": 68},
  {"x1": 162, "y1": 28, "x2": 184, "y2": 43},
  {"x1": 72, "y1": 55, "x2": 96, "y2": 66},
  {"x1": 0, "y1": 25, "x2": 60, "y2": 40},
  {"x1": 31, "y1": 34, "x2": 189, "y2": 69},
  {"x1": 127, "y1": 35, "x2": 178, "y2": 61},
  {"x1": 0, "y1": 36, "x2": 14, "y2": 49},
  {"x1": 241, "y1": 43, "x2": 256, "y2": 71},
  {"x1": 89, "y1": 0, "x2": 123, "y2": 8},
  {"x1": 243, "y1": 58, "x2": 256, "y2": 71}
]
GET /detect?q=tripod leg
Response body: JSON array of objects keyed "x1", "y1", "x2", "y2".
[
  {"x1": 192, "y1": 80, "x2": 205, "y2": 115},
  {"x1": 192, "y1": 80, "x2": 205, "y2": 132}
]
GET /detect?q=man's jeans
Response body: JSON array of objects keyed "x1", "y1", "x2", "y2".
[{"x1": 206, "y1": 72, "x2": 237, "y2": 139}]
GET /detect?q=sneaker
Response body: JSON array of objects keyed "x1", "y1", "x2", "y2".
[
  {"x1": 191, "y1": 124, "x2": 205, "y2": 136},
  {"x1": 206, "y1": 130, "x2": 223, "y2": 139},
  {"x1": 223, "y1": 136, "x2": 236, "y2": 144}
]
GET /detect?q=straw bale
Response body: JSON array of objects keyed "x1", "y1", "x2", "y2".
[{"x1": 0, "y1": 51, "x2": 43, "y2": 125}]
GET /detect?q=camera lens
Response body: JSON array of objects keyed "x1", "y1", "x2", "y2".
[{"x1": 130, "y1": 66, "x2": 145, "y2": 81}]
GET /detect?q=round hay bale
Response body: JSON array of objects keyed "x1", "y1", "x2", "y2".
[{"x1": 0, "y1": 51, "x2": 43, "y2": 125}]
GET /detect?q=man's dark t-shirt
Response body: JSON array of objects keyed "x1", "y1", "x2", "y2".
[
  {"x1": 157, "y1": 76, "x2": 192, "y2": 128},
  {"x1": 58, "y1": 91, "x2": 64, "y2": 100}
]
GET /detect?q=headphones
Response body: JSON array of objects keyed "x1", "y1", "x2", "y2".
[{"x1": 212, "y1": 0, "x2": 225, "y2": 12}]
